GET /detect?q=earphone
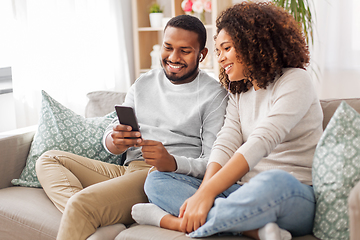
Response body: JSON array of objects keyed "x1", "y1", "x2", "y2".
[{"x1": 199, "y1": 53, "x2": 204, "y2": 61}]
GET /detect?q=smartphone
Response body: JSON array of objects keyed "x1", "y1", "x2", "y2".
[{"x1": 115, "y1": 106, "x2": 141, "y2": 137}]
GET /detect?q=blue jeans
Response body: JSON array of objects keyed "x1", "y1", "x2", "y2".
[{"x1": 144, "y1": 169, "x2": 315, "y2": 238}]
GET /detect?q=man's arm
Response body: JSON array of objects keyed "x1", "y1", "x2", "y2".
[
  {"x1": 102, "y1": 85, "x2": 141, "y2": 155},
  {"x1": 173, "y1": 88, "x2": 229, "y2": 178}
]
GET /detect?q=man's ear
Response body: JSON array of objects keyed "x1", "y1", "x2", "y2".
[{"x1": 199, "y1": 48, "x2": 209, "y2": 62}]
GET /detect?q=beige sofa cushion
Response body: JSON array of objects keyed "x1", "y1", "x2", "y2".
[
  {"x1": 0, "y1": 186, "x2": 126, "y2": 240},
  {"x1": 320, "y1": 98, "x2": 360, "y2": 129},
  {"x1": 0, "y1": 187, "x2": 61, "y2": 240},
  {"x1": 115, "y1": 224, "x2": 318, "y2": 240}
]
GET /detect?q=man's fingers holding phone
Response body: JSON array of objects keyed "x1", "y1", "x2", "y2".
[
  {"x1": 111, "y1": 124, "x2": 142, "y2": 147},
  {"x1": 114, "y1": 105, "x2": 143, "y2": 146}
]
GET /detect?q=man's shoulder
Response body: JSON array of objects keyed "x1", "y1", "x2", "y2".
[
  {"x1": 136, "y1": 69, "x2": 163, "y2": 81},
  {"x1": 198, "y1": 70, "x2": 218, "y2": 82},
  {"x1": 198, "y1": 70, "x2": 226, "y2": 93}
]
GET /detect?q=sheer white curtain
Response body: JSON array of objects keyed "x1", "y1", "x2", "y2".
[
  {"x1": 7, "y1": 0, "x2": 133, "y2": 128},
  {"x1": 312, "y1": 0, "x2": 360, "y2": 99}
]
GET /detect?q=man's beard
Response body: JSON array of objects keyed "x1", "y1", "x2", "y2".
[{"x1": 162, "y1": 60, "x2": 200, "y2": 82}]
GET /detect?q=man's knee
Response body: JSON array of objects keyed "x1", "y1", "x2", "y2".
[
  {"x1": 36, "y1": 150, "x2": 62, "y2": 176},
  {"x1": 65, "y1": 190, "x2": 96, "y2": 216}
]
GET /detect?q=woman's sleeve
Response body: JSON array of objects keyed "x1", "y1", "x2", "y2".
[{"x1": 237, "y1": 70, "x2": 317, "y2": 170}]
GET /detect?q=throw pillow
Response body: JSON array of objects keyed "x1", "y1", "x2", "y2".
[
  {"x1": 85, "y1": 91, "x2": 127, "y2": 118},
  {"x1": 313, "y1": 101, "x2": 360, "y2": 239},
  {"x1": 11, "y1": 90, "x2": 121, "y2": 188}
]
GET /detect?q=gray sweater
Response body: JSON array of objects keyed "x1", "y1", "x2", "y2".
[
  {"x1": 104, "y1": 69, "x2": 228, "y2": 178},
  {"x1": 208, "y1": 68, "x2": 323, "y2": 185}
]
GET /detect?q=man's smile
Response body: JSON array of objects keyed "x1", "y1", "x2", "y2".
[{"x1": 165, "y1": 61, "x2": 186, "y2": 73}]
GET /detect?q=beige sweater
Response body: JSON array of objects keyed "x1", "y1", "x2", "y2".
[{"x1": 208, "y1": 68, "x2": 323, "y2": 185}]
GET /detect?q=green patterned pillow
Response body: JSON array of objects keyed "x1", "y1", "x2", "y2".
[
  {"x1": 11, "y1": 90, "x2": 120, "y2": 188},
  {"x1": 313, "y1": 101, "x2": 360, "y2": 239}
]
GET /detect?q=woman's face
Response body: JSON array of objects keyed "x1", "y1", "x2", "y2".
[{"x1": 215, "y1": 29, "x2": 246, "y2": 82}]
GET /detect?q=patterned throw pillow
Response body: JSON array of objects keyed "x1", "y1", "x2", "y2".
[
  {"x1": 313, "y1": 101, "x2": 360, "y2": 239},
  {"x1": 11, "y1": 90, "x2": 121, "y2": 188}
]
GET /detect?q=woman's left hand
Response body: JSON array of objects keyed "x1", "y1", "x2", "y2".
[{"x1": 178, "y1": 189, "x2": 215, "y2": 233}]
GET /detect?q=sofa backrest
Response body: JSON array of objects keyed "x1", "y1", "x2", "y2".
[
  {"x1": 85, "y1": 91, "x2": 360, "y2": 131},
  {"x1": 320, "y1": 98, "x2": 360, "y2": 130}
]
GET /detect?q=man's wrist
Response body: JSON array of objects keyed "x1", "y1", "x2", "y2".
[
  {"x1": 170, "y1": 155, "x2": 177, "y2": 172},
  {"x1": 105, "y1": 133, "x2": 127, "y2": 155}
]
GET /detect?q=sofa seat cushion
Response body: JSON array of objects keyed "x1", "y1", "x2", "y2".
[
  {"x1": 116, "y1": 224, "x2": 318, "y2": 240},
  {"x1": 0, "y1": 186, "x2": 61, "y2": 240}
]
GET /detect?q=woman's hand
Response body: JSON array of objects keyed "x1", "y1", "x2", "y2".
[
  {"x1": 177, "y1": 155, "x2": 249, "y2": 233},
  {"x1": 178, "y1": 188, "x2": 216, "y2": 233}
]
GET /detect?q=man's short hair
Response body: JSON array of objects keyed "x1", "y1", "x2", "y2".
[{"x1": 165, "y1": 15, "x2": 207, "y2": 51}]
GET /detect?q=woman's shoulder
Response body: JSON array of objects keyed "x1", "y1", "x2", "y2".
[
  {"x1": 274, "y1": 68, "x2": 312, "y2": 88},
  {"x1": 282, "y1": 68, "x2": 310, "y2": 78},
  {"x1": 271, "y1": 68, "x2": 318, "y2": 102}
]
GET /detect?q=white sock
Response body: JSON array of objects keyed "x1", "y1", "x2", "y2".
[
  {"x1": 131, "y1": 203, "x2": 169, "y2": 227},
  {"x1": 258, "y1": 222, "x2": 292, "y2": 240}
]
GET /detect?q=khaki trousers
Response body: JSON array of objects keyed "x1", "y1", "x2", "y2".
[{"x1": 36, "y1": 150, "x2": 152, "y2": 240}]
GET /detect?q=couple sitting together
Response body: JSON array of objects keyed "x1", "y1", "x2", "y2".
[{"x1": 35, "y1": 2, "x2": 323, "y2": 240}]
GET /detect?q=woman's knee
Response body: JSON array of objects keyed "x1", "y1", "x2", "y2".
[
  {"x1": 253, "y1": 169, "x2": 299, "y2": 187},
  {"x1": 144, "y1": 171, "x2": 173, "y2": 200}
]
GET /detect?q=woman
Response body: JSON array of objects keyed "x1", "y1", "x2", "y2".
[{"x1": 131, "y1": 2, "x2": 323, "y2": 240}]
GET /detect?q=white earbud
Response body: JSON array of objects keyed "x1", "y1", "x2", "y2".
[{"x1": 199, "y1": 54, "x2": 204, "y2": 61}]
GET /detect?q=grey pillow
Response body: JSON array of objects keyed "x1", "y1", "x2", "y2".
[{"x1": 85, "y1": 91, "x2": 127, "y2": 118}]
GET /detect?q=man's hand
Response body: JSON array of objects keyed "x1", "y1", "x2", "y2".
[
  {"x1": 139, "y1": 140, "x2": 177, "y2": 172},
  {"x1": 105, "y1": 124, "x2": 142, "y2": 155}
]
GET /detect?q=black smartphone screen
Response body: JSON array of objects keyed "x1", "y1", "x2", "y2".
[{"x1": 115, "y1": 106, "x2": 140, "y2": 132}]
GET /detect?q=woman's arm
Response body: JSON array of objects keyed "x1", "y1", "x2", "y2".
[
  {"x1": 201, "y1": 162, "x2": 222, "y2": 185},
  {"x1": 179, "y1": 152, "x2": 249, "y2": 233},
  {"x1": 202, "y1": 152, "x2": 249, "y2": 196}
]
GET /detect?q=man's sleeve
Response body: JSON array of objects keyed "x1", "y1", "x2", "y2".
[{"x1": 174, "y1": 88, "x2": 228, "y2": 178}]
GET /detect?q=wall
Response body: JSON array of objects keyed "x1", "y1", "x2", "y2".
[
  {"x1": 0, "y1": 67, "x2": 16, "y2": 132},
  {"x1": 0, "y1": 93, "x2": 16, "y2": 132}
]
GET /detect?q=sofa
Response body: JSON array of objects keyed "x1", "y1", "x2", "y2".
[{"x1": 1, "y1": 90, "x2": 360, "y2": 240}]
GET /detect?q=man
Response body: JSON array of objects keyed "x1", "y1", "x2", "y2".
[{"x1": 36, "y1": 14, "x2": 228, "y2": 240}]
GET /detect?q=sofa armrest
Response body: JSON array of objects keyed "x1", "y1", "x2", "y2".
[{"x1": 0, "y1": 125, "x2": 37, "y2": 189}]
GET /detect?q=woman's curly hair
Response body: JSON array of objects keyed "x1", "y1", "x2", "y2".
[{"x1": 215, "y1": 2, "x2": 310, "y2": 94}]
